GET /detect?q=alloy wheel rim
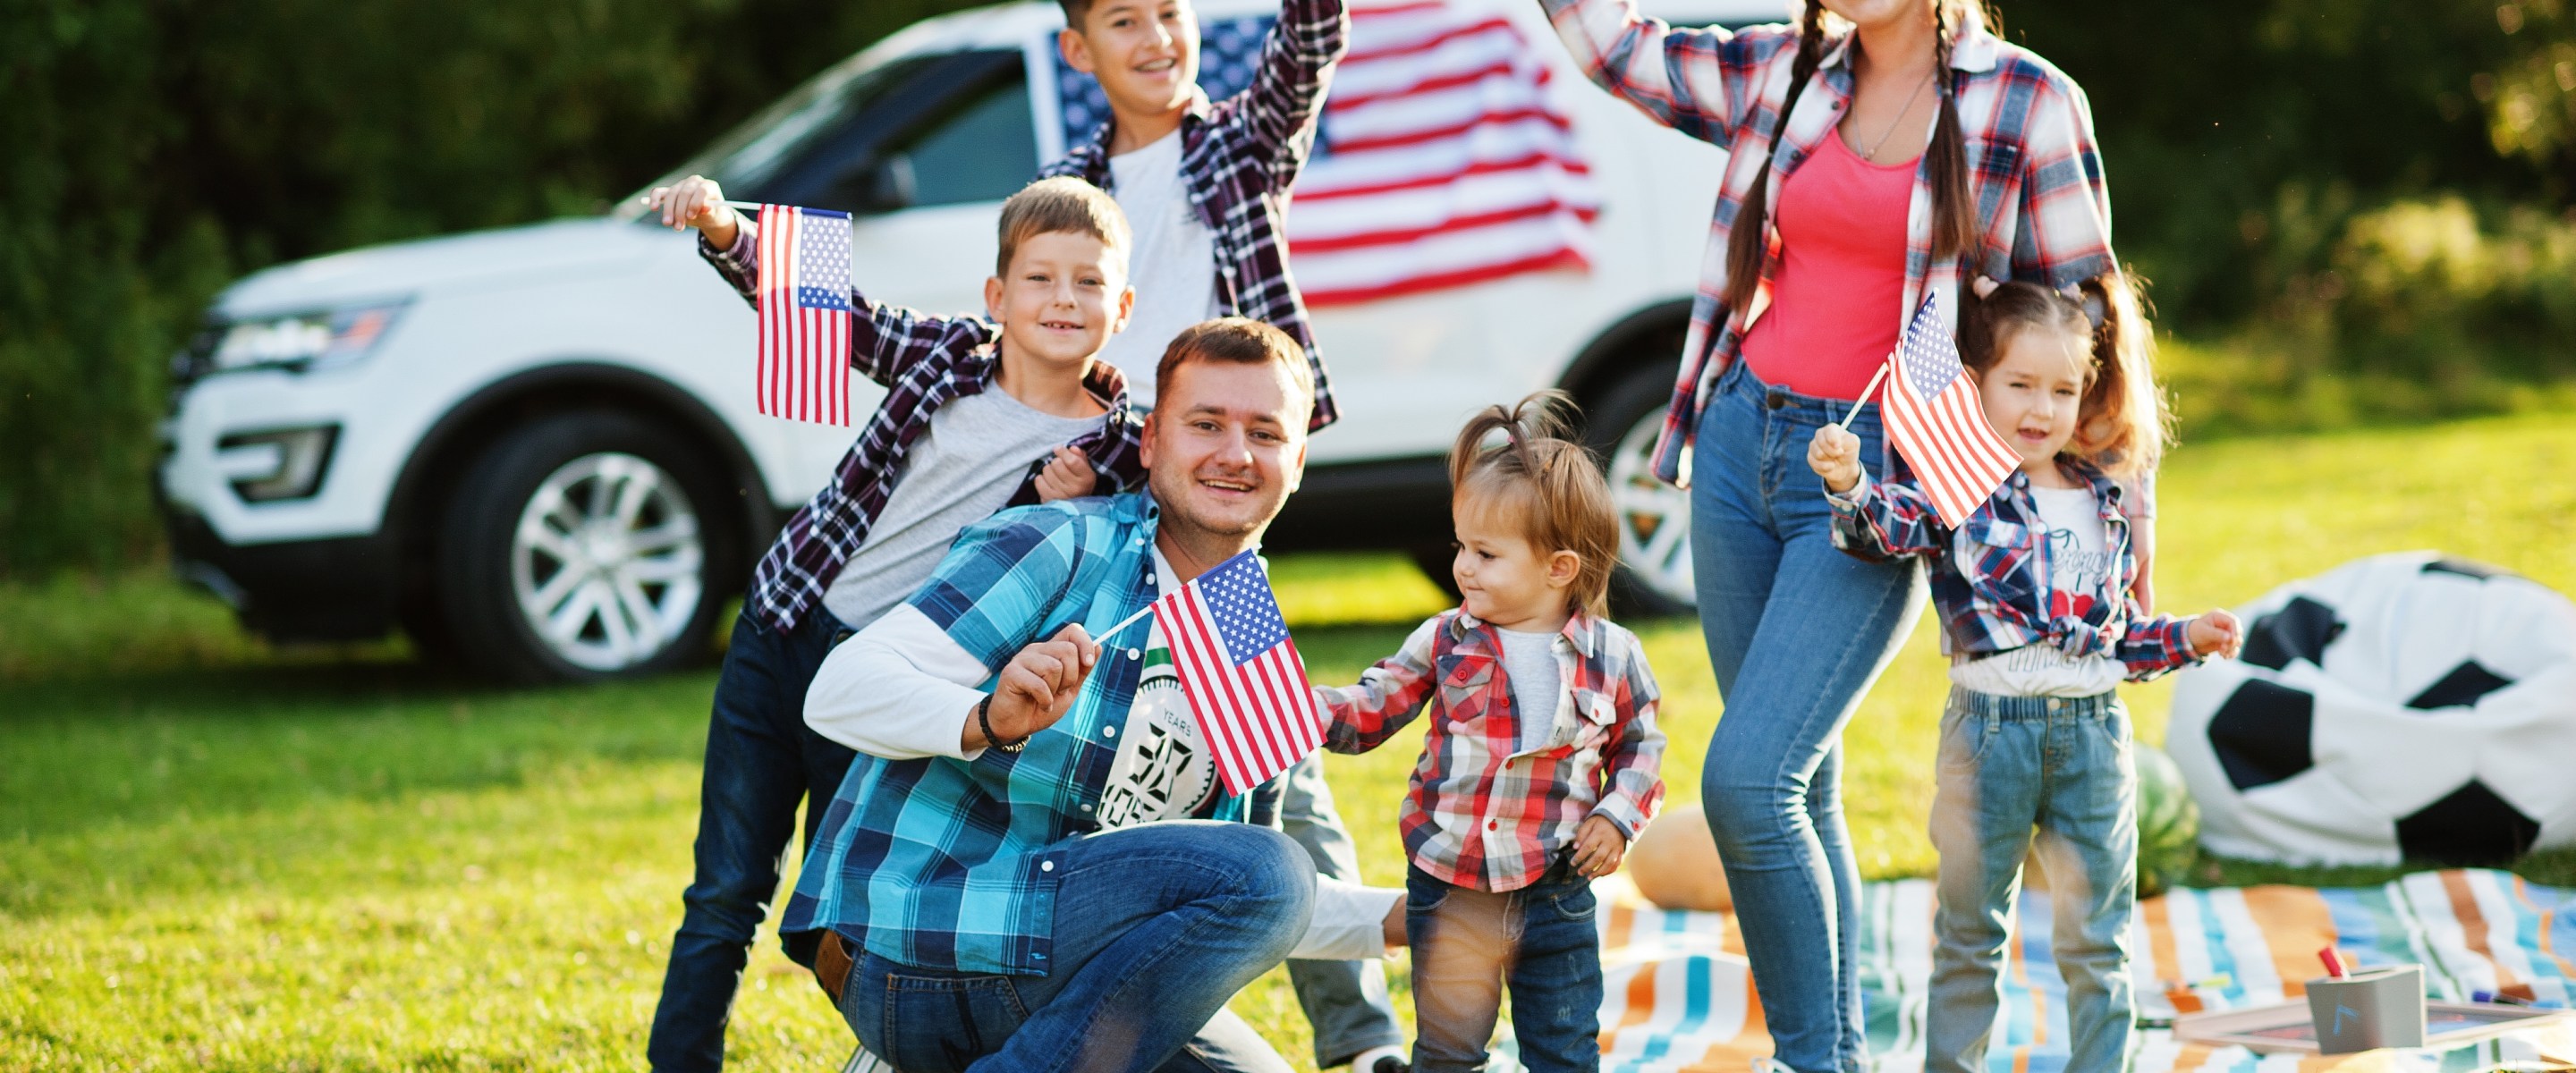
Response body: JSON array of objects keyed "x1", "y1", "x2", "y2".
[
  {"x1": 1606, "y1": 410, "x2": 1695, "y2": 607},
  {"x1": 509, "y1": 452, "x2": 705, "y2": 672}
]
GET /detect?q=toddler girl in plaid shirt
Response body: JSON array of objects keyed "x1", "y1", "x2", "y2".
[
  {"x1": 1809, "y1": 278, "x2": 2244, "y2": 1073},
  {"x1": 1314, "y1": 392, "x2": 1665, "y2": 1073}
]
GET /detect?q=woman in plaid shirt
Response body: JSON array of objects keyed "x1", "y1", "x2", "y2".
[
  {"x1": 1315, "y1": 393, "x2": 1665, "y2": 1073},
  {"x1": 1534, "y1": 0, "x2": 2145, "y2": 1069}
]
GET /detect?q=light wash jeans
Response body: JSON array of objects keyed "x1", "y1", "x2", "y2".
[
  {"x1": 1927, "y1": 688, "x2": 2138, "y2": 1073},
  {"x1": 1690, "y1": 360, "x2": 1927, "y2": 1073},
  {"x1": 1403, "y1": 862, "x2": 1602, "y2": 1073},
  {"x1": 837, "y1": 821, "x2": 1316, "y2": 1073}
]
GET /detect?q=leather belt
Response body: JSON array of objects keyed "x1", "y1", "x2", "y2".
[{"x1": 815, "y1": 930, "x2": 854, "y2": 1004}]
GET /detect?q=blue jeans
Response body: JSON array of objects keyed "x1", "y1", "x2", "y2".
[
  {"x1": 839, "y1": 820, "x2": 1316, "y2": 1073},
  {"x1": 1927, "y1": 689, "x2": 2137, "y2": 1073},
  {"x1": 648, "y1": 610, "x2": 859, "y2": 1073},
  {"x1": 1403, "y1": 863, "x2": 1603, "y2": 1073},
  {"x1": 1690, "y1": 360, "x2": 1927, "y2": 1073},
  {"x1": 1280, "y1": 755, "x2": 1408, "y2": 1067}
]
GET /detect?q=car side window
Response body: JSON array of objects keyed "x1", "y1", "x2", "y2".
[
  {"x1": 868, "y1": 74, "x2": 1036, "y2": 210},
  {"x1": 742, "y1": 50, "x2": 1035, "y2": 215}
]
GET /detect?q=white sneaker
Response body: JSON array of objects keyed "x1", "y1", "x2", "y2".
[{"x1": 842, "y1": 1043, "x2": 891, "y2": 1073}]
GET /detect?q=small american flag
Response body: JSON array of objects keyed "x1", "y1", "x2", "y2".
[
  {"x1": 1055, "y1": 1, "x2": 1597, "y2": 307},
  {"x1": 1881, "y1": 293, "x2": 2021, "y2": 528},
  {"x1": 1152, "y1": 551, "x2": 1326, "y2": 795},
  {"x1": 752, "y1": 204, "x2": 853, "y2": 426}
]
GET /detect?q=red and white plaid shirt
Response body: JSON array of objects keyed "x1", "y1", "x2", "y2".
[
  {"x1": 1538, "y1": 0, "x2": 2118, "y2": 486},
  {"x1": 1318, "y1": 608, "x2": 1665, "y2": 892}
]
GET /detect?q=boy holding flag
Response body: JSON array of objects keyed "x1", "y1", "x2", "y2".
[{"x1": 636, "y1": 174, "x2": 1148, "y2": 1073}]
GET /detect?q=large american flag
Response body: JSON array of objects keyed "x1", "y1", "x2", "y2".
[
  {"x1": 1882, "y1": 293, "x2": 2021, "y2": 528},
  {"x1": 752, "y1": 203, "x2": 854, "y2": 426},
  {"x1": 1151, "y1": 551, "x2": 1326, "y2": 795},
  {"x1": 1055, "y1": 0, "x2": 1599, "y2": 306}
]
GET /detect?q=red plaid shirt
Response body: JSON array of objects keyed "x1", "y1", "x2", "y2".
[
  {"x1": 1038, "y1": 0, "x2": 1347, "y2": 430},
  {"x1": 1538, "y1": 0, "x2": 2118, "y2": 486},
  {"x1": 1318, "y1": 609, "x2": 1665, "y2": 892}
]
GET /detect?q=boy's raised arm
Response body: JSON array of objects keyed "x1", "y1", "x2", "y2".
[
  {"x1": 1534, "y1": 0, "x2": 1794, "y2": 151},
  {"x1": 646, "y1": 176, "x2": 997, "y2": 388},
  {"x1": 1239, "y1": 0, "x2": 1352, "y2": 190},
  {"x1": 1316, "y1": 615, "x2": 1443, "y2": 754}
]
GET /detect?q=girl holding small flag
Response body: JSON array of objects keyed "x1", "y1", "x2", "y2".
[
  {"x1": 1313, "y1": 392, "x2": 1665, "y2": 1073},
  {"x1": 1808, "y1": 278, "x2": 2242, "y2": 1073}
]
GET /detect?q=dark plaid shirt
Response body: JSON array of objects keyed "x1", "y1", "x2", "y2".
[
  {"x1": 701, "y1": 227, "x2": 1149, "y2": 635},
  {"x1": 1039, "y1": 0, "x2": 1348, "y2": 430},
  {"x1": 1827, "y1": 462, "x2": 2199, "y2": 680}
]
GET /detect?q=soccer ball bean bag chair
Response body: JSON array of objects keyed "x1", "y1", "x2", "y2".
[{"x1": 2166, "y1": 552, "x2": 2576, "y2": 866}]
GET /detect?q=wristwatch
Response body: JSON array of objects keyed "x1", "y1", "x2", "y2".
[{"x1": 977, "y1": 695, "x2": 1027, "y2": 754}]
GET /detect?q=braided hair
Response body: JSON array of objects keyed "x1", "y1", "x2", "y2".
[{"x1": 1719, "y1": 0, "x2": 1987, "y2": 319}]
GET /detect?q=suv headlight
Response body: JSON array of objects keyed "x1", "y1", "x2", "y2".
[{"x1": 186, "y1": 300, "x2": 410, "y2": 380}]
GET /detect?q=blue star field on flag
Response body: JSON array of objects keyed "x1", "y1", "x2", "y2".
[
  {"x1": 791, "y1": 208, "x2": 856, "y2": 313},
  {"x1": 1196, "y1": 552, "x2": 1290, "y2": 665}
]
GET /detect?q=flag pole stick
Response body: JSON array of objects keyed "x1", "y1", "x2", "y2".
[
  {"x1": 1097, "y1": 604, "x2": 1155, "y2": 644},
  {"x1": 1837, "y1": 361, "x2": 1891, "y2": 431}
]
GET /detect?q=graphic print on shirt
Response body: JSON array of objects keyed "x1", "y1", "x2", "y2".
[
  {"x1": 1096, "y1": 633, "x2": 1219, "y2": 828},
  {"x1": 2036, "y1": 486, "x2": 2117, "y2": 622}
]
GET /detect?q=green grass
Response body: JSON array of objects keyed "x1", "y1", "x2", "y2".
[{"x1": 5, "y1": 411, "x2": 2574, "y2": 1069}]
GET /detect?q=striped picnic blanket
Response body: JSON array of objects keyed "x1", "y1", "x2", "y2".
[{"x1": 1547, "y1": 870, "x2": 2576, "y2": 1073}]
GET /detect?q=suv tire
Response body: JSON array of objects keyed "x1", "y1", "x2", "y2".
[
  {"x1": 1585, "y1": 359, "x2": 1697, "y2": 618},
  {"x1": 434, "y1": 410, "x2": 736, "y2": 683}
]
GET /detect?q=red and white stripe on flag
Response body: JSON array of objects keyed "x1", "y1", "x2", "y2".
[
  {"x1": 752, "y1": 204, "x2": 852, "y2": 426},
  {"x1": 1283, "y1": 0, "x2": 1602, "y2": 306},
  {"x1": 1153, "y1": 553, "x2": 1327, "y2": 795},
  {"x1": 1881, "y1": 294, "x2": 2021, "y2": 528}
]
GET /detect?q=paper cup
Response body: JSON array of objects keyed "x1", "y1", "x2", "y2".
[{"x1": 2305, "y1": 965, "x2": 2428, "y2": 1053}]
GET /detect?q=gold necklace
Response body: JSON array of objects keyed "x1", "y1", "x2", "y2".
[{"x1": 1857, "y1": 69, "x2": 1936, "y2": 163}]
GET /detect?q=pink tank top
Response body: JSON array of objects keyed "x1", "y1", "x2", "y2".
[{"x1": 1740, "y1": 131, "x2": 1917, "y2": 401}]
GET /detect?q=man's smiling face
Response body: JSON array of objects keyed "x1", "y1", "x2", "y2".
[
  {"x1": 1141, "y1": 358, "x2": 1309, "y2": 546},
  {"x1": 1059, "y1": 0, "x2": 1202, "y2": 120}
]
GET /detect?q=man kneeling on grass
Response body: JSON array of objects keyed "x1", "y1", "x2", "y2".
[{"x1": 791, "y1": 317, "x2": 1377, "y2": 1072}]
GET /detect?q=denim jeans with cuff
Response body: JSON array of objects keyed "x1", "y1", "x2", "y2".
[
  {"x1": 648, "y1": 609, "x2": 859, "y2": 1072},
  {"x1": 1926, "y1": 688, "x2": 2139, "y2": 1073},
  {"x1": 838, "y1": 820, "x2": 1316, "y2": 1073},
  {"x1": 1690, "y1": 359, "x2": 1928, "y2": 1073},
  {"x1": 1403, "y1": 859, "x2": 1603, "y2": 1073}
]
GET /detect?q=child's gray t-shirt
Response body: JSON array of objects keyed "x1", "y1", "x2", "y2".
[{"x1": 819, "y1": 389, "x2": 1104, "y2": 630}]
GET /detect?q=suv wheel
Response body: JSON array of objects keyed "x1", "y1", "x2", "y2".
[
  {"x1": 436, "y1": 410, "x2": 733, "y2": 682},
  {"x1": 1586, "y1": 361, "x2": 1696, "y2": 616}
]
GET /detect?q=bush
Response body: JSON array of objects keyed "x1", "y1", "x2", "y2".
[{"x1": 0, "y1": 0, "x2": 978, "y2": 579}]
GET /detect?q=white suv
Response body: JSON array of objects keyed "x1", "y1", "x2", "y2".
[{"x1": 157, "y1": 0, "x2": 1762, "y2": 682}]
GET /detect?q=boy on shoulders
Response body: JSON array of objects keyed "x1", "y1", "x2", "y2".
[
  {"x1": 1046, "y1": 4, "x2": 1409, "y2": 1070},
  {"x1": 1046, "y1": 0, "x2": 1346, "y2": 428},
  {"x1": 634, "y1": 173, "x2": 1147, "y2": 1073}
]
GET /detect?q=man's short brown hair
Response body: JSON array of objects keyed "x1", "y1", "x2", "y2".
[
  {"x1": 996, "y1": 176, "x2": 1131, "y2": 278},
  {"x1": 1154, "y1": 317, "x2": 1314, "y2": 415},
  {"x1": 1058, "y1": 0, "x2": 1095, "y2": 27}
]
